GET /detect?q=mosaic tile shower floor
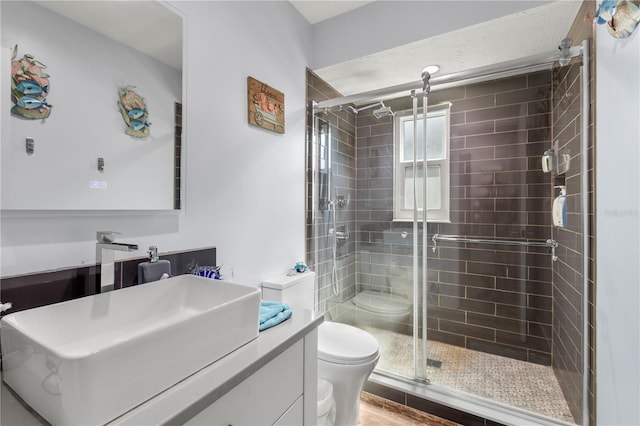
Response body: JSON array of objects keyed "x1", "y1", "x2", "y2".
[{"x1": 361, "y1": 326, "x2": 576, "y2": 424}]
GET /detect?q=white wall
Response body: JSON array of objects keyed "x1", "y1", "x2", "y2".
[
  {"x1": 175, "y1": 0, "x2": 311, "y2": 284},
  {"x1": 0, "y1": 1, "x2": 312, "y2": 286},
  {"x1": 595, "y1": 24, "x2": 640, "y2": 425},
  {"x1": 1, "y1": 1, "x2": 179, "y2": 210}
]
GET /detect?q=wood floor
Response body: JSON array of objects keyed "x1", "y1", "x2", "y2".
[{"x1": 359, "y1": 392, "x2": 461, "y2": 426}]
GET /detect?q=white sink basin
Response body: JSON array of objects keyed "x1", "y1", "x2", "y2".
[{"x1": 1, "y1": 275, "x2": 261, "y2": 425}]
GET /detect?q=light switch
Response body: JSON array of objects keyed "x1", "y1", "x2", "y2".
[{"x1": 26, "y1": 137, "x2": 34, "y2": 155}]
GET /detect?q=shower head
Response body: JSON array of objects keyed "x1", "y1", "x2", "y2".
[
  {"x1": 341, "y1": 101, "x2": 394, "y2": 119},
  {"x1": 372, "y1": 102, "x2": 394, "y2": 119}
]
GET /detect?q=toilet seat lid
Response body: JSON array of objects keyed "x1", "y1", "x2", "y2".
[
  {"x1": 353, "y1": 290, "x2": 412, "y2": 315},
  {"x1": 318, "y1": 322, "x2": 379, "y2": 365}
]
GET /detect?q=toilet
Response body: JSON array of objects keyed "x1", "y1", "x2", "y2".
[
  {"x1": 352, "y1": 290, "x2": 412, "y2": 324},
  {"x1": 317, "y1": 321, "x2": 379, "y2": 425},
  {"x1": 351, "y1": 275, "x2": 413, "y2": 333},
  {"x1": 351, "y1": 290, "x2": 413, "y2": 333},
  {"x1": 262, "y1": 271, "x2": 379, "y2": 426}
]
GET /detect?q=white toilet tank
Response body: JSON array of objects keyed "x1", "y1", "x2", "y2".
[{"x1": 262, "y1": 271, "x2": 316, "y2": 311}]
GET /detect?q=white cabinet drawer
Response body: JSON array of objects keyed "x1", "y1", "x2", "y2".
[
  {"x1": 274, "y1": 396, "x2": 303, "y2": 426},
  {"x1": 185, "y1": 340, "x2": 303, "y2": 426}
]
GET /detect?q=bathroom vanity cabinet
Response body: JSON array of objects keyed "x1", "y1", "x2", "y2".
[
  {"x1": 0, "y1": 311, "x2": 322, "y2": 426},
  {"x1": 115, "y1": 309, "x2": 321, "y2": 425},
  {"x1": 185, "y1": 340, "x2": 305, "y2": 425}
]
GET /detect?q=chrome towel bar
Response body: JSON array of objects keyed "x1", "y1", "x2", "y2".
[{"x1": 431, "y1": 233, "x2": 558, "y2": 261}]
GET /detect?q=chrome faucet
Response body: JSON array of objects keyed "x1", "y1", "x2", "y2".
[{"x1": 96, "y1": 231, "x2": 138, "y2": 292}]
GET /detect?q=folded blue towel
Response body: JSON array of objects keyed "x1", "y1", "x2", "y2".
[
  {"x1": 259, "y1": 301, "x2": 288, "y2": 322},
  {"x1": 260, "y1": 309, "x2": 292, "y2": 331},
  {"x1": 259, "y1": 301, "x2": 292, "y2": 331}
]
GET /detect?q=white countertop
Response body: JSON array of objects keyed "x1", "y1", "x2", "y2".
[{"x1": 1, "y1": 310, "x2": 324, "y2": 426}]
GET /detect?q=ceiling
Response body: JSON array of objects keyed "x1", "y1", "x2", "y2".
[
  {"x1": 292, "y1": 1, "x2": 583, "y2": 99},
  {"x1": 35, "y1": 1, "x2": 582, "y2": 99},
  {"x1": 290, "y1": 1, "x2": 376, "y2": 24}
]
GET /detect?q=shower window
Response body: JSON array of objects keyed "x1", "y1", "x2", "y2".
[{"x1": 394, "y1": 102, "x2": 451, "y2": 222}]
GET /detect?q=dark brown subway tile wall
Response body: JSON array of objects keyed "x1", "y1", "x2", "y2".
[
  {"x1": 356, "y1": 72, "x2": 556, "y2": 364},
  {"x1": 551, "y1": 2, "x2": 596, "y2": 421},
  {"x1": 306, "y1": 69, "x2": 358, "y2": 314},
  {"x1": 551, "y1": 60, "x2": 585, "y2": 423}
]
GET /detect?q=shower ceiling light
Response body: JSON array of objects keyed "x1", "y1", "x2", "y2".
[{"x1": 421, "y1": 65, "x2": 440, "y2": 75}]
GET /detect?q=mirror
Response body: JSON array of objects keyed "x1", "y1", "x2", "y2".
[{"x1": 1, "y1": 0, "x2": 183, "y2": 210}]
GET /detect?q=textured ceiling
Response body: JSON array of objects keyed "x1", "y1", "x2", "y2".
[{"x1": 307, "y1": 1, "x2": 583, "y2": 98}]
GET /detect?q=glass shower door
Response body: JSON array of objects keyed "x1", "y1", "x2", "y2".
[
  {"x1": 308, "y1": 42, "x2": 589, "y2": 423},
  {"x1": 417, "y1": 62, "x2": 587, "y2": 424}
]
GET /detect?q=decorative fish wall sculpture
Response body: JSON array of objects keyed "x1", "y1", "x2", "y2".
[
  {"x1": 590, "y1": 0, "x2": 640, "y2": 39},
  {"x1": 117, "y1": 86, "x2": 151, "y2": 138},
  {"x1": 10, "y1": 45, "x2": 52, "y2": 120}
]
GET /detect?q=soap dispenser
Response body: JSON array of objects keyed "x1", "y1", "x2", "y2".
[
  {"x1": 552, "y1": 186, "x2": 567, "y2": 227},
  {"x1": 137, "y1": 246, "x2": 172, "y2": 284}
]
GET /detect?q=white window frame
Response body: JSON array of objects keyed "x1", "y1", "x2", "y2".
[{"x1": 393, "y1": 102, "x2": 451, "y2": 222}]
